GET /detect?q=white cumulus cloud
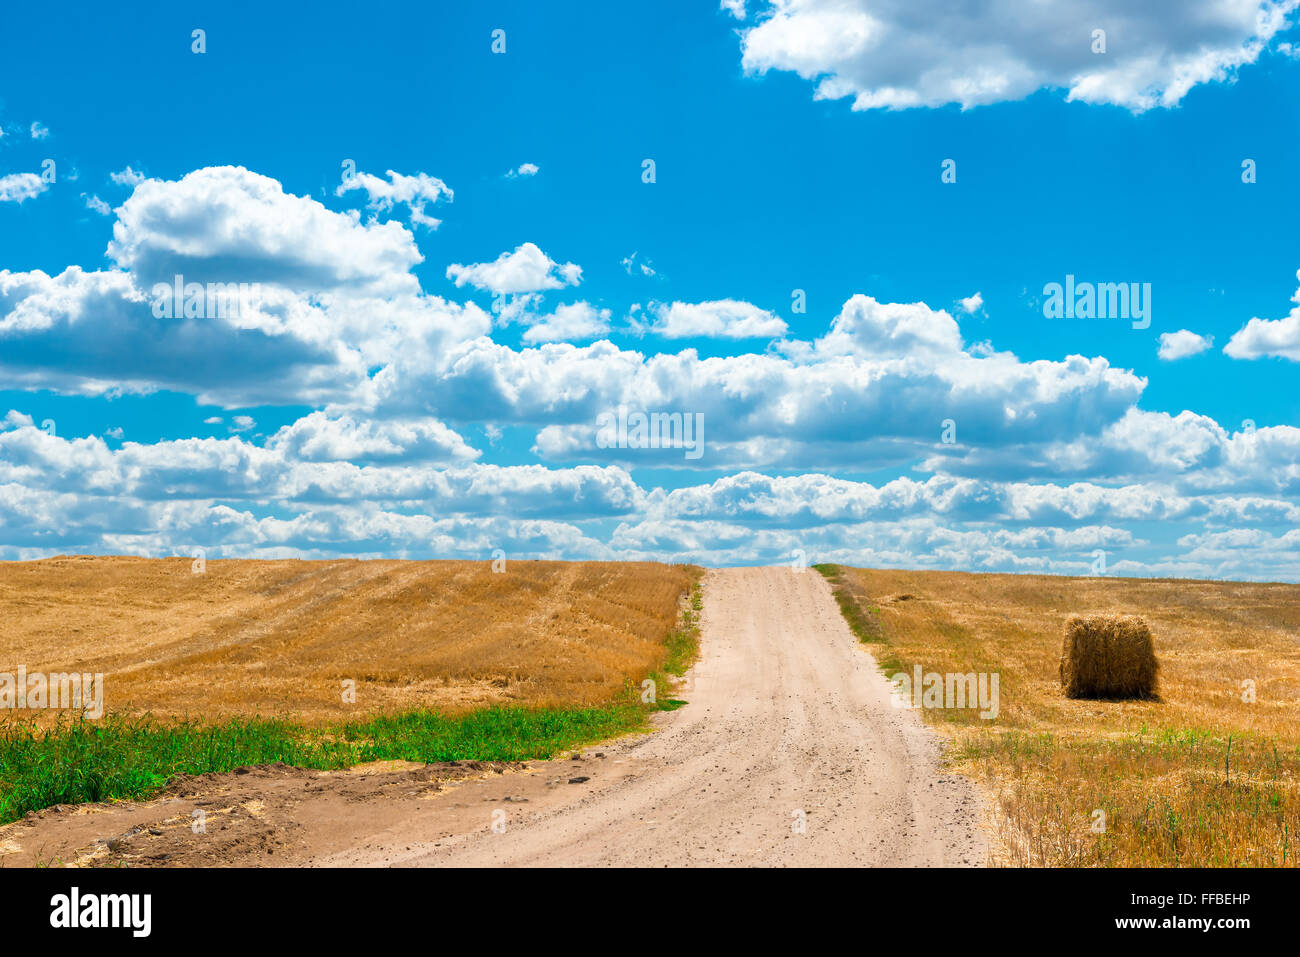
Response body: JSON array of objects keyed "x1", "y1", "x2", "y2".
[
  {"x1": 650, "y1": 299, "x2": 787, "y2": 339},
  {"x1": 735, "y1": 0, "x2": 1299, "y2": 111},
  {"x1": 521, "y1": 302, "x2": 613, "y2": 344},
  {"x1": 0, "y1": 173, "x2": 48, "y2": 204},
  {"x1": 82, "y1": 194, "x2": 111, "y2": 216},
  {"x1": 109, "y1": 165, "x2": 424, "y2": 296},
  {"x1": 1158, "y1": 329, "x2": 1214, "y2": 360},
  {"x1": 446, "y1": 242, "x2": 582, "y2": 295},
  {"x1": 110, "y1": 166, "x2": 146, "y2": 187},
  {"x1": 335, "y1": 168, "x2": 453, "y2": 230},
  {"x1": 1224, "y1": 270, "x2": 1300, "y2": 361}
]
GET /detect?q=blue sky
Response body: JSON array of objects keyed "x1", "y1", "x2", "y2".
[{"x1": 2, "y1": 0, "x2": 1300, "y2": 578}]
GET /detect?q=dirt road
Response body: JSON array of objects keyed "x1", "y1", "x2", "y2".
[
  {"x1": 329, "y1": 566, "x2": 986, "y2": 866},
  {"x1": 1, "y1": 567, "x2": 986, "y2": 867}
]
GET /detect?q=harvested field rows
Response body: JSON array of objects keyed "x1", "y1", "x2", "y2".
[
  {"x1": 0, "y1": 557, "x2": 699, "y2": 723},
  {"x1": 819, "y1": 565, "x2": 1300, "y2": 866}
]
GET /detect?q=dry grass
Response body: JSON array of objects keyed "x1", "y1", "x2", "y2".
[
  {"x1": 1059, "y1": 615, "x2": 1158, "y2": 699},
  {"x1": 820, "y1": 566, "x2": 1300, "y2": 867},
  {"x1": 0, "y1": 557, "x2": 700, "y2": 724}
]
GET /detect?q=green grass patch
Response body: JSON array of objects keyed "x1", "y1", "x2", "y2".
[
  {"x1": 641, "y1": 582, "x2": 703, "y2": 709},
  {"x1": 0, "y1": 704, "x2": 648, "y2": 826},
  {"x1": 814, "y1": 563, "x2": 887, "y2": 645}
]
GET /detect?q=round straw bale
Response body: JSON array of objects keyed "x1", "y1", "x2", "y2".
[{"x1": 1059, "y1": 615, "x2": 1158, "y2": 699}]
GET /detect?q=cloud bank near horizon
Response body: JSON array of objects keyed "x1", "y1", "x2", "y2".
[{"x1": 2, "y1": 162, "x2": 1299, "y2": 580}]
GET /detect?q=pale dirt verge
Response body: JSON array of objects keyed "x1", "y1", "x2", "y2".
[{"x1": 0, "y1": 567, "x2": 987, "y2": 867}]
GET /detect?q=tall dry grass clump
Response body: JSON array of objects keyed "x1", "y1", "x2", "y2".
[{"x1": 1059, "y1": 615, "x2": 1158, "y2": 699}]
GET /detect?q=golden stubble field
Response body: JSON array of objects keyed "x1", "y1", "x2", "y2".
[
  {"x1": 826, "y1": 567, "x2": 1300, "y2": 867},
  {"x1": 0, "y1": 557, "x2": 699, "y2": 724}
]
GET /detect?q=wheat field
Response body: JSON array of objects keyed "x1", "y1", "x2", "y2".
[
  {"x1": 0, "y1": 557, "x2": 699, "y2": 724},
  {"x1": 821, "y1": 566, "x2": 1300, "y2": 867}
]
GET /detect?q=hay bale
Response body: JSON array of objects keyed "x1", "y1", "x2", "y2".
[{"x1": 1059, "y1": 615, "x2": 1158, "y2": 699}]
